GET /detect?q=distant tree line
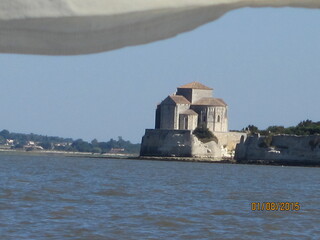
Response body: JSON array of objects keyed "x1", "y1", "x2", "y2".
[
  {"x1": 70, "y1": 137, "x2": 140, "y2": 154},
  {"x1": 243, "y1": 120, "x2": 320, "y2": 136},
  {"x1": 0, "y1": 129, "x2": 72, "y2": 146},
  {"x1": 0, "y1": 130, "x2": 140, "y2": 154}
]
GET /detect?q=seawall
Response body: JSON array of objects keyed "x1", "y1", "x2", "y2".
[{"x1": 140, "y1": 129, "x2": 222, "y2": 159}]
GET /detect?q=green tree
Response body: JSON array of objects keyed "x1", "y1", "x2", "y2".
[
  {"x1": 266, "y1": 126, "x2": 286, "y2": 134},
  {"x1": 0, "y1": 129, "x2": 10, "y2": 139},
  {"x1": 92, "y1": 147, "x2": 102, "y2": 154},
  {"x1": 297, "y1": 119, "x2": 313, "y2": 127},
  {"x1": 243, "y1": 125, "x2": 259, "y2": 135},
  {"x1": 243, "y1": 120, "x2": 320, "y2": 136},
  {"x1": 39, "y1": 142, "x2": 53, "y2": 150},
  {"x1": 91, "y1": 139, "x2": 99, "y2": 147},
  {"x1": 14, "y1": 143, "x2": 24, "y2": 149},
  {"x1": 0, "y1": 135, "x2": 5, "y2": 144},
  {"x1": 193, "y1": 125, "x2": 218, "y2": 143},
  {"x1": 72, "y1": 139, "x2": 93, "y2": 152}
]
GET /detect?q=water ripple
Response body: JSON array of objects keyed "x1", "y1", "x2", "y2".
[{"x1": 0, "y1": 154, "x2": 319, "y2": 240}]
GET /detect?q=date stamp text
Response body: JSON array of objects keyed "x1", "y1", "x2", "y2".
[{"x1": 251, "y1": 202, "x2": 300, "y2": 211}]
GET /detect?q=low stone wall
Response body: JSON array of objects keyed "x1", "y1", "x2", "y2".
[
  {"x1": 140, "y1": 129, "x2": 222, "y2": 159},
  {"x1": 235, "y1": 134, "x2": 320, "y2": 165}
]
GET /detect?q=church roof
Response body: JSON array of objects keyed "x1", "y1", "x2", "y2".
[
  {"x1": 180, "y1": 109, "x2": 198, "y2": 115},
  {"x1": 169, "y1": 95, "x2": 190, "y2": 104},
  {"x1": 161, "y1": 95, "x2": 190, "y2": 105},
  {"x1": 192, "y1": 97, "x2": 227, "y2": 106},
  {"x1": 178, "y1": 82, "x2": 213, "y2": 90}
]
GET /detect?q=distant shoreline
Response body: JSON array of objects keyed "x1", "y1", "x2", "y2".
[
  {"x1": 0, "y1": 148, "x2": 137, "y2": 159},
  {"x1": 1, "y1": 149, "x2": 319, "y2": 167},
  {"x1": 0, "y1": 148, "x2": 234, "y2": 163}
]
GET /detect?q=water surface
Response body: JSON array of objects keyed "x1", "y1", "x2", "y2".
[{"x1": 0, "y1": 154, "x2": 319, "y2": 239}]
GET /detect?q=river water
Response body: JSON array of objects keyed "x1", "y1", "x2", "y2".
[{"x1": 0, "y1": 154, "x2": 319, "y2": 239}]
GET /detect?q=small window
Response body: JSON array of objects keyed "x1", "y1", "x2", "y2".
[{"x1": 217, "y1": 115, "x2": 220, "y2": 122}]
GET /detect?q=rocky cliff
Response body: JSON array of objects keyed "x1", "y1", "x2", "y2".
[{"x1": 235, "y1": 134, "x2": 320, "y2": 166}]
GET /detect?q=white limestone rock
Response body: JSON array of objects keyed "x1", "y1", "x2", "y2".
[{"x1": 0, "y1": 0, "x2": 319, "y2": 55}]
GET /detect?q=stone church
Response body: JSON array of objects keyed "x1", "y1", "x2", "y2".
[
  {"x1": 155, "y1": 82, "x2": 228, "y2": 132},
  {"x1": 140, "y1": 82, "x2": 245, "y2": 159}
]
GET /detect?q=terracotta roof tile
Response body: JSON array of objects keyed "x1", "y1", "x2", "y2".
[
  {"x1": 178, "y1": 82, "x2": 212, "y2": 90},
  {"x1": 169, "y1": 95, "x2": 190, "y2": 104},
  {"x1": 216, "y1": 98, "x2": 227, "y2": 106},
  {"x1": 192, "y1": 97, "x2": 227, "y2": 106}
]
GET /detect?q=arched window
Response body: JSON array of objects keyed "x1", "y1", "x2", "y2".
[
  {"x1": 184, "y1": 116, "x2": 188, "y2": 130},
  {"x1": 200, "y1": 110, "x2": 206, "y2": 123},
  {"x1": 217, "y1": 115, "x2": 220, "y2": 122}
]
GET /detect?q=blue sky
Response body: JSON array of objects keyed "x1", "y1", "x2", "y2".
[{"x1": 1, "y1": 7, "x2": 319, "y2": 143}]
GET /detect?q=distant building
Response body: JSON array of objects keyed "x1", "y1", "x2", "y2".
[
  {"x1": 109, "y1": 148, "x2": 125, "y2": 153},
  {"x1": 6, "y1": 139, "x2": 14, "y2": 145},
  {"x1": 155, "y1": 82, "x2": 228, "y2": 132},
  {"x1": 140, "y1": 82, "x2": 246, "y2": 159},
  {"x1": 27, "y1": 141, "x2": 35, "y2": 146}
]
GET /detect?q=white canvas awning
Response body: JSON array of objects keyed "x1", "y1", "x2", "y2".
[{"x1": 0, "y1": 0, "x2": 319, "y2": 55}]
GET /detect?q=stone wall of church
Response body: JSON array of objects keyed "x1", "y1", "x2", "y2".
[
  {"x1": 176, "y1": 88, "x2": 192, "y2": 102},
  {"x1": 175, "y1": 104, "x2": 190, "y2": 129},
  {"x1": 206, "y1": 107, "x2": 215, "y2": 131},
  {"x1": 212, "y1": 106, "x2": 228, "y2": 132},
  {"x1": 159, "y1": 104, "x2": 176, "y2": 129},
  {"x1": 191, "y1": 89, "x2": 213, "y2": 103},
  {"x1": 176, "y1": 88, "x2": 212, "y2": 103},
  {"x1": 190, "y1": 105, "x2": 206, "y2": 125},
  {"x1": 159, "y1": 103, "x2": 191, "y2": 130},
  {"x1": 190, "y1": 106, "x2": 228, "y2": 132},
  {"x1": 179, "y1": 114, "x2": 198, "y2": 130},
  {"x1": 176, "y1": 104, "x2": 190, "y2": 115},
  {"x1": 155, "y1": 105, "x2": 161, "y2": 129}
]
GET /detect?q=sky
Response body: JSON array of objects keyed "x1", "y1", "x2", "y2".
[{"x1": 1, "y1": 7, "x2": 319, "y2": 143}]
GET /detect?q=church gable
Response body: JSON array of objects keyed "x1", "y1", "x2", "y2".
[
  {"x1": 161, "y1": 95, "x2": 190, "y2": 105},
  {"x1": 161, "y1": 96, "x2": 176, "y2": 105}
]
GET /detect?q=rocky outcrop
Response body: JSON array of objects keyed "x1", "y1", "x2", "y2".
[
  {"x1": 214, "y1": 131, "x2": 247, "y2": 156},
  {"x1": 235, "y1": 134, "x2": 320, "y2": 165},
  {"x1": 191, "y1": 134, "x2": 221, "y2": 158}
]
